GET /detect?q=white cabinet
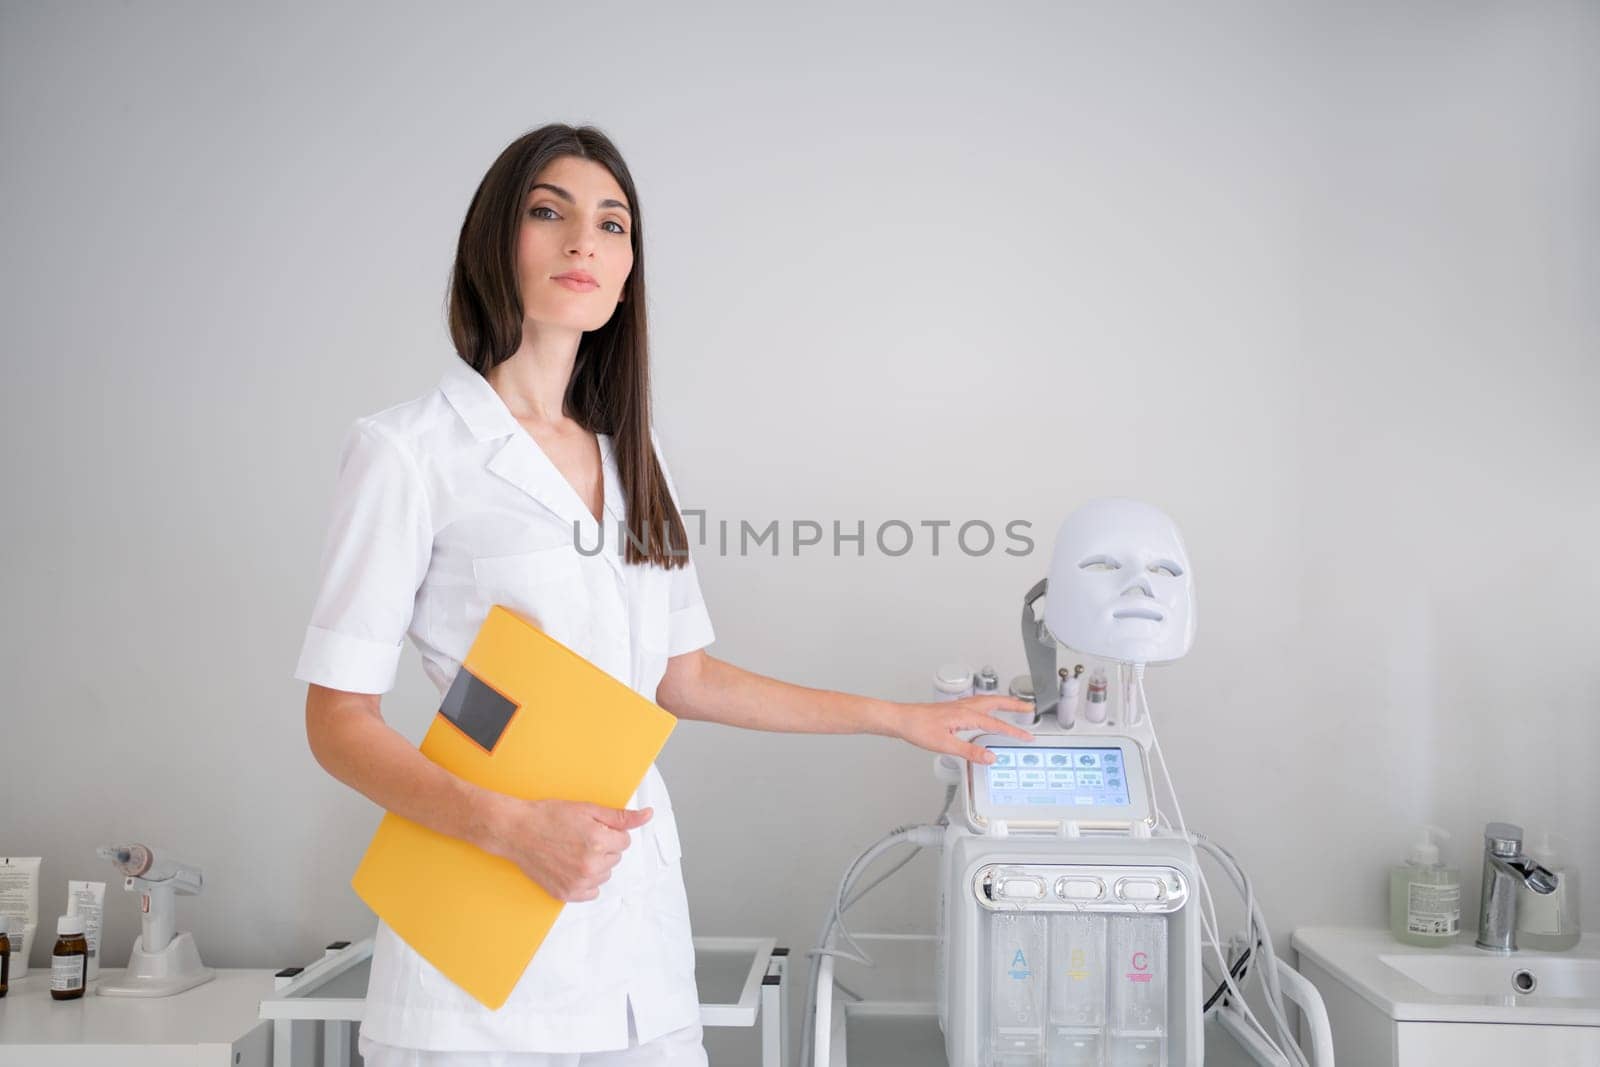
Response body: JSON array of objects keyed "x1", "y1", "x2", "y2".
[
  {"x1": 1293, "y1": 926, "x2": 1600, "y2": 1067},
  {"x1": 1397, "y1": 1021, "x2": 1600, "y2": 1063}
]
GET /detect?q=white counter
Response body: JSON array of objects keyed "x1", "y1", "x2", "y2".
[
  {"x1": 0, "y1": 968, "x2": 276, "y2": 1067},
  {"x1": 1292, "y1": 924, "x2": 1600, "y2": 1026}
]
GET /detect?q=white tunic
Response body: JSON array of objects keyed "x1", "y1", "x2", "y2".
[{"x1": 293, "y1": 357, "x2": 715, "y2": 1052}]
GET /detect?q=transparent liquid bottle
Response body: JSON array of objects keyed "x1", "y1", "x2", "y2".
[
  {"x1": 1108, "y1": 915, "x2": 1167, "y2": 1066},
  {"x1": 990, "y1": 911, "x2": 1049, "y2": 1066},
  {"x1": 1518, "y1": 831, "x2": 1581, "y2": 951},
  {"x1": 1047, "y1": 912, "x2": 1107, "y2": 1067},
  {"x1": 1388, "y1": 825, "x2": 1460, "y2": 947}
]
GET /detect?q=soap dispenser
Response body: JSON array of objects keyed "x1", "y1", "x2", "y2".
[
  {"x1": 1389, "y1": 825, "x2": 1461, "y2": 947},
  {"x1": 1517, "y1": 831, "x2": 1581, "y2": 951}
]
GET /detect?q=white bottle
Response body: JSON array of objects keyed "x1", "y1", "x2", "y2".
[
  {"x1": 933, "y1": 663, "x2": 974, "y2": 702},
  {"x1": 1517, "y1": 831, "x2": 1581, "y2": 951},
  {"x1": 1084, "y1": 668, "x2": 1109, "y2": 725},
  {"x1": 1057, "y1": 668, "x2": 1081, "y2": 727}
]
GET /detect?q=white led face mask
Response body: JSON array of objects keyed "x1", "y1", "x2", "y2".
[{"x1": 1042, "y1": 497, "x2": 1196, "y2": 665}]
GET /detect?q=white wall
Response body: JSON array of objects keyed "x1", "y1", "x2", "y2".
[{"x1": 3, "y1": 0, "x2": 1596, "y2": 1057}]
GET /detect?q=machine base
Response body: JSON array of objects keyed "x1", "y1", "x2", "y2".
[{"x1": 96, "y1": 931, "x2": 216, "y2": 997}]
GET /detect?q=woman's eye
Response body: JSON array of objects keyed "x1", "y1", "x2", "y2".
[
  {"x1": 1148, "y1": 561, "x2": 1183, "y2": 578},
  {"x1": 528, "y1": 206, "x2": 624, "y2": 235},
  {"x1": 1079, "y1": 556, "x2": 1121, "y2": 573}
]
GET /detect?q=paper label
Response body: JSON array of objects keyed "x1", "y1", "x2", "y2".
[
  {"x1": 1407, "y1": 881, "x2": 1461, "y2": 935},
  {"x1": 0, "y1": 867, "x2": 38, "y2": 911},
  {"x1": 50, "y1": 952, "x2": 85, "y2": 992},
  {"x1": 67, "y1": 884, "x2": 103, "y2": 960}
]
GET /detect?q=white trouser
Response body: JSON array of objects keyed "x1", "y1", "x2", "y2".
[{"x1": 356, "y1": 1002, "x2": 709, "y2": 1067}]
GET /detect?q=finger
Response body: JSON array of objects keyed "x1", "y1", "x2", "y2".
[
  {"x1": 579, "y1": 852, "x2": 621, "y2": 881},
  {"x1": 591, "y1": 827, "x2": 632, "y2": 854},
  {"x1": 960, "y1": 740, "x2": 996, "y2": 764},
  {"x1": 964, "y1": 696, "x2": 1034, "y2": 714},
  {"x1": 955, "y1": 698, "x2": 1034, "y2": 726},
  {"x1": 945, "y1": 711, "x2": 1027, "y2": 736},
  {"x1": 932, "y1": 735, "x2": 995, "y2": 763},
  {"x1": 589, "y1": 805, "x2": 653, "y2": 831},
  {"x1": 588, "y1": 842, "x2": 626, "y2": 865},
  {"x1": 980, "y1": 715, "x2": 1034, "y2": 741}
]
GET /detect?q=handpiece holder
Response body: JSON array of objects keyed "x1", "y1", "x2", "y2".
[
  {"x1": 1021, "y1": 578, "x2": 1059, "y2": 717},
  {"x1": 94, "y1": 845, "x2": 214, "y2": 998}
]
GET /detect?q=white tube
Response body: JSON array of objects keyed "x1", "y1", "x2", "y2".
[
  {"x1": 814, "y1": 952, "x2": 836, "y2": 1067},
  {"x1": 7, "y1": 922, "x2": 37, "y2": 979},
  {"x1": 1274, "y1": 959, "x2": 1336, "y2": 1067},
  {"x1": 68, "y1": 880, "x2": 106, "y2": 981},
  {"x1": 0, "y1": 858, "x2": 42, "y2": 977},
  {"x1": 1214, "y1": 1002, "x2": 1290, "y2": 1066}
]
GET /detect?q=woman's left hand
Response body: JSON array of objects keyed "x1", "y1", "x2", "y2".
[{"x1": 887, "y1": 695, "x2": 1035, "y2": 763}]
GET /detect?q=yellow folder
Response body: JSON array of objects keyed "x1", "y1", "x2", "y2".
[{"x1": 351, "y1": 604, "x2": 677, "y2": 1009}]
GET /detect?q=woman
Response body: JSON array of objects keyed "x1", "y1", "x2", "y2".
[{"x1": 293, "y1": 123, "x2": 1031, "y2": 1066}]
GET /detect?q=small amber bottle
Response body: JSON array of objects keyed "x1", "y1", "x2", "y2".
[
  {"x1": 50, "y1": 915, "x2": 88, "y2": 1000},
  {"x1": 0, "y1": 913, "x2": 11, "y2": 997}
]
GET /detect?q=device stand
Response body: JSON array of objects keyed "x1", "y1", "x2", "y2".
[{"x1": 96, "y1": 931, "x2": 215, "y2": 997}]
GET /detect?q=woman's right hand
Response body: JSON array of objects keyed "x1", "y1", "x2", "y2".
[{"x1": 484, "y1": 796, "x2": 653, "y2": 902}]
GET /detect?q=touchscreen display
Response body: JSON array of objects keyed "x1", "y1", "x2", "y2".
[{"x1": 985, "y1": 746, "x2": 1131, "y2": 807}]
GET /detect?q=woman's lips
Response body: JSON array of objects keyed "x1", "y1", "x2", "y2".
[{"x1": 554, "y1": 276, "x2": 599, "y2": 292}]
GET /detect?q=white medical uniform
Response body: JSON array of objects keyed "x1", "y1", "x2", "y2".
[{"x1": 293, "y1": 357, "x2": 715, "y2": 1063}]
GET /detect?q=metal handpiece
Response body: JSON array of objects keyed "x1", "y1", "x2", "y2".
[
  {"x1": 1476, "y1": 821, "x2": 1559, "y2": 953},
  {"x1": 1021, "y1": 578, "x2": 1060, "y2": 717}
]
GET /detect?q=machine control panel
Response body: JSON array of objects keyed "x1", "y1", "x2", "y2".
[
  {"x1": 968, "y1": 734, "x2": 1156, "y2": 831},
  {"x1": 976, "y1": 863, "x2": 1189, "y2": 914}
]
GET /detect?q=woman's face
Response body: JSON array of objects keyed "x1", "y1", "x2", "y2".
[{"x1": 517, "y1": 155, "x2": 635, "y2": 333}]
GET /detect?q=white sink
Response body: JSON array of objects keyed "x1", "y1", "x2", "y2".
[
  {"x1": 1293, "y1": 926, "x2": 1600, "y2": 1067},
  {"x1": 1380, "y1": 951, "x2": 1600, "y2": 1000},
  {"x1": 1293, "y1": 926, "x2": 1600, "y2": 1024}
]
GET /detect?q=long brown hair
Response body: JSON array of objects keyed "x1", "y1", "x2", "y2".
[{"x1": 447, "y1": 124, "x2": 689, "y2": 569}]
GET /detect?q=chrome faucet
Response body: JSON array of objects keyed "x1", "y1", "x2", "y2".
[{"x1": 1476, "y1": 821, "x2": 1559, "y2": 952}]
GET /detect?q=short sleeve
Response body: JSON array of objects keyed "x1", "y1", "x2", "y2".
[
  {"x1": 293, "y1": 420, "x2": 433, "y2": 694},
  {"x1": 652, "y1": 431, "x2": 716, "y2": 657}
]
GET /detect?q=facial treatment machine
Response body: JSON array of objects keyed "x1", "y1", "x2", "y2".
[{"x1": 806, "y1": 499, "x2": 1329, "y2": 1067}]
